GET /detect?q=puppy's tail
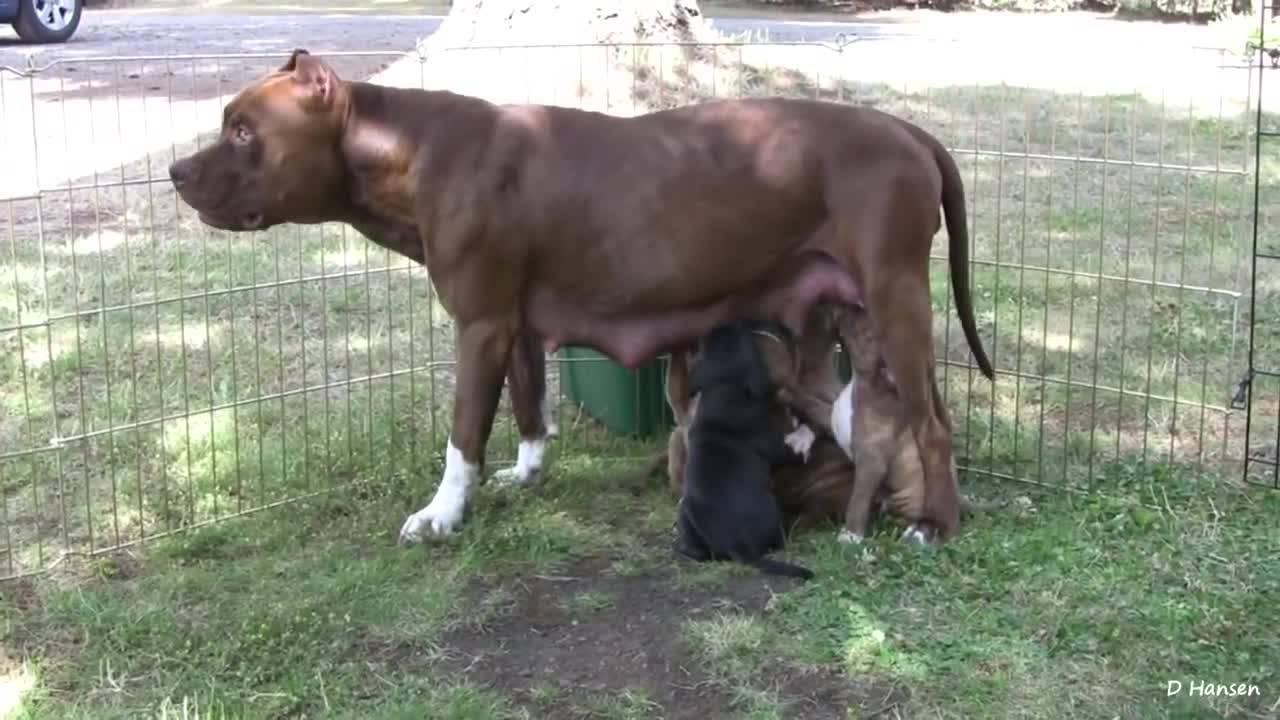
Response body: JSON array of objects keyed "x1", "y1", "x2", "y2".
[
  {"x1": 638, "y1": 448, "x2": 668, "y2": 478},
  {"x1": 617, "y1": 448, "x2": 670, "y2": 496},
  {"x1": 747, "y1": 556, "x2": 815, "y2": 580}
]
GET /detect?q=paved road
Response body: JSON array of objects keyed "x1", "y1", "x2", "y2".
[
  {"x1": 0, "y1": 8, "x2": 1256, "y2": 200},
  {"x1": 0, "y1": 9, "x2": 995, "y2": 72},
  {"x1": 0, "y1": 8, "x2": 943, "y2": 199},
  {"x1": 0, "y1": 7, "x2": 1242, "y2": 72}
]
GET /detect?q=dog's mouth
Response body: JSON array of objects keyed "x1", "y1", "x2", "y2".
[{"x1": 198, "y1": 211, "x2": 264, "y2": 232}]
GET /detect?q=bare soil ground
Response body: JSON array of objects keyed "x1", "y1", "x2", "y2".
[{"x1": 426, "y1": 553, "x2": 902, "y2": 719}]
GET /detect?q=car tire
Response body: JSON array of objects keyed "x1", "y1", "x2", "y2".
[{"x1": 12, "y1": 0, "x2": 82, "y2": 44}]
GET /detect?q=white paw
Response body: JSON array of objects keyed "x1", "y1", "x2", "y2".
[
  {"x1": 399, "y1": 500, "x2": 463, "y2": 542},
  {"x1": 493, "y1": 465, "x2": 541, "y2": 485},
  {"x1": 493, "y1": 438, "x2": 545, "y2": 486},
  {"x1": 837, "y1": 528, "x2": 864, "y2": 544},
  {"x1": 784, "y1": 424, "x2": 816, "y2": 461},
  {"x1": 901, "y1": 523, "x2": 931, "y2": 546},
  {"x1": 398, "y1": 440, "x2": 477, "y2": 544}
]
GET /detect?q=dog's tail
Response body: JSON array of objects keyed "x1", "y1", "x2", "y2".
[
  {"x1": 746, "y1": 555, "x2": 815, "y2": 580},
  {"x1": 914, "y1": 125, "x2": 994, "y2": 382}
]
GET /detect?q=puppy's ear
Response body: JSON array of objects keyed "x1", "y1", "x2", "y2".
[
  {"x1": 279, "y1": 48, "x2": 311, "y2": 72},
  {"x1": 282, "y1": 49, "x2": 341, "y2": 111}
]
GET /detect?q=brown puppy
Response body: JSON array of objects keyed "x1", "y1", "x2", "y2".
[
  {"x1": 776, "y1": 305, "x2": 932, "y2": 544},
  {"x1": 831, "y1": 306, "x2": 929, "y2": 543}
]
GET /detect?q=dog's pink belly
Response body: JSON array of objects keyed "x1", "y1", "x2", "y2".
[{"x1": 527, "y1": 250, "x2": 862, "y2": 369}]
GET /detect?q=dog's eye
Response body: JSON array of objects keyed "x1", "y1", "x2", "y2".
[{"x1": 230, "y1": 122, "x2": 252, "y2": 145}]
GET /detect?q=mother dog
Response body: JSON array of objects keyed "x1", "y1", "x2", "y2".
[{"x1": 167, "y1": 50, "x2": 993, "y2": 544}]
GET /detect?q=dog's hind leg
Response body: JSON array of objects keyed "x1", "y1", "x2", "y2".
[
  {"x1": 494, "y1": 331, "x2": 552, "y2": 486},
  {"x1": 865, "y1": 271, "x2": 961, "y2": 541},
  {"x1": 400, "y1": 318, "x2": 515, "y2": 542},
  {"x1": 840, "y1": 177, "x2": 962, "y2": 541}
]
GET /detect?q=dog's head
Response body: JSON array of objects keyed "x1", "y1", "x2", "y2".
[
  {"x1": 744, "y1": 320, "x2": 800, "y2": 391},
  {"x1": 168, "y1": 49, "x2": 350, "y2": 232},
  {"x1": 687, "y1": 320, "x2": 774, "y2": 402}
]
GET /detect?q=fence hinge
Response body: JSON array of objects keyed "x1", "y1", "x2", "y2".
[{"x1": 1231, "y1": 369, "x2": 1255, "y2": 411}]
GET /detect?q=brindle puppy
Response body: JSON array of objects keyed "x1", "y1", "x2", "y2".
[{"x1": 781, "y1": 305, "x2": 930, "y2": 544}]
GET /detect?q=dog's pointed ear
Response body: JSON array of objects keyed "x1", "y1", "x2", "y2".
[{"x1": 280, "y1": 48, "x2": 341, "y2": 111}]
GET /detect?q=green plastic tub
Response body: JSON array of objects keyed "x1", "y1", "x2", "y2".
[
  {"x1": 557, "y1": 343, "x2": 852, "y2": 439},
  {"x1": 557, "y1": 347, "x2": 674, "y2": 438}
]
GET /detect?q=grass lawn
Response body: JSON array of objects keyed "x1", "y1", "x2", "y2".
[
  {"x1": 2, "y1": 35, "x2": 1280, "y2": 720},
  {"x1": 2, "y1": 429, "x2": 1277, "y2": 718}
]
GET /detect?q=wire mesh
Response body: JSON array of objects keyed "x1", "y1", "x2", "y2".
[
  {"x1": 1241, "y1": 4, "x2": 1280, "y2": 490},
  {"x1": 0, "y1": 37, "x2": 1264, "y2": 580}
]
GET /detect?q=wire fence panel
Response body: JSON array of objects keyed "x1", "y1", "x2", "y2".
[{"x1": 0, "y1": 38, "x2": 1264, "y2": 579}]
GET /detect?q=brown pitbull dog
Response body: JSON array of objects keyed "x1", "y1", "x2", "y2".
[{"x1": 167, "y1": 50, "x2": 993, "y2": 545}]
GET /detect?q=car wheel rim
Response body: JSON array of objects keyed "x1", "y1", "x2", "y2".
[{"x1": 35, "y1": 0, "x2": 74, "y2": 32}]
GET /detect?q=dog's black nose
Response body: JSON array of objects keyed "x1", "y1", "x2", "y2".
[{"x1": 168, "y1": 159, "x2": 193, "y2": 189}]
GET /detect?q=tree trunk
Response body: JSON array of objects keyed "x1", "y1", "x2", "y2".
[{"x1": 371, "y1": 0, "x2": 746, "y2": 114}]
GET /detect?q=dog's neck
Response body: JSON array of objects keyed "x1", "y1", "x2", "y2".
[
  {"x1": 333, "y1": 83, "x2": 432, "y2": 264},
  {"x1": 334, "y1": 82, "x2": 502, "y2": 267}
]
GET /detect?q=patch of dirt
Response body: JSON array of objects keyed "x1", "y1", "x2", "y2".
[
  {"x1": 3, "y1": 577, "x2": 41, "y2": 611},
  {"x1": 411, "y1": 553, "x2": 900, "y2": 720}
]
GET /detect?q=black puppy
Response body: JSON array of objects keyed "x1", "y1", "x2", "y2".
[{"x1": 674, "y1": 319, "x2": 815, "y2": 580}]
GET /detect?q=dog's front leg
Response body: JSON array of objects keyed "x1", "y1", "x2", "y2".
[
  {"x1": 494, "y1": 332, "x2": 554, "y2": 486},
  {"x1": 777, "y1": 384, "x2": 836, "y2": 438},
  {"x1": 399, "y1": 318, "x2": 514, "y2": 542},
  {"x1": 839, "y1": 445, "x2": 889, "y2": 545},
  {"x1": 776, "y1": 384, "x2": 836, "y2": 462}
]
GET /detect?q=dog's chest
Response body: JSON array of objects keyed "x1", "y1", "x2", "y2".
[{"x1": 831, "y1": 381, "x2": 856, "y2": 460}]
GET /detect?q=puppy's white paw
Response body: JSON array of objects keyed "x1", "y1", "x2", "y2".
[
  {"x1": 837, "y1": 528, "x2": 864, "y2": 545},
  {"x1": 784, "y1": 424, "x2": 816, "y2": 461},
  {"x1": 901, "y1": 523, "x2": 932, "y2": 546},
  {"x1": 493, "y1": 438, "x2": 546, "y2": 487}
]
